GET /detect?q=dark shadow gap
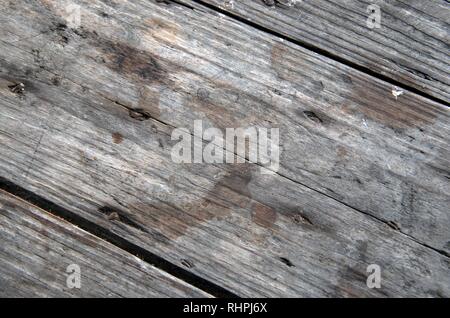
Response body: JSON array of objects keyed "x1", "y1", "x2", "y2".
[{"x1": 0, "y1": 176, "x2": 238, "y2": 298}]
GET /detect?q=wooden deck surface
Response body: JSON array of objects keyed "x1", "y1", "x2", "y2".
[{"x1": 0, "y1": 0, "x2": 449, "y2": 297}]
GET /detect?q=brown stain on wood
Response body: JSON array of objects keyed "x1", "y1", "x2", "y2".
[
  {"x1": 40, "y1": 2, "x2": 167, "y2": 83},
  {"x1": 42, "y1": 1, "x2": 177, "y2": 84},
  {"x1": 134, "y1": 163, "x2": 317, "y2": 240},
  {"x1": 129, "y1": 165, "x2": 279, "y2": 240},
  {"x1": 112, "y1": 132, "x2": 123, "y2": 144},
  {"x1": 336, "y1": 145, "x2": 348, "y2": 159},
  {"x1": 124, "y1": 162, "x2": 331, "y2": 239},
  {"x1": 41, "y1": 3, "x2": 172, "y2": 123},
  {"x1": 251, "y1": 202, "x2": 277, "y2": 229},
  {"x1": 98, "y1": 38, "x2": 166, "y2": 84},
  {"x1": 46, "y1": 23, "x2": 172, "y2": 88},
  {"x1": 73, "y1": 29, "x2": 168, "y2": 121}
]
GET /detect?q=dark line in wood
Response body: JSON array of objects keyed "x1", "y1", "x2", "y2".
[
  {"x1": 272, "y1": 170, "x2": 450, "y2": 259},
  {"x1": 187, "y1": 0, "x2": 450, "y2": 107},
  {"x1": 0, "y1": 176, "x2": 238, "y2": 298}
]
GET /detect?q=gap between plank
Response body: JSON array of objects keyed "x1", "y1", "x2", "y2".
[
  {"x1": 0, "y1": 176, "x2": 239, "y2": 298},
  {"x1": 182, "y1": 0, "x2": 450, "y2": 108}
]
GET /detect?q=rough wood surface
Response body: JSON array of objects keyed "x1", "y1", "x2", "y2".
[
  {"x1": 3, "y1": 0, "x2": 447, "y2": 251},
  {"x1": 0, "y1": 190, "x2": 211, "y2": 297},
  {"x1": 0, "y1": 0, "x2": 449, "y2": 297},
  {"x1": 197, "y1": 0, "x2": 450, "y2": 103}
]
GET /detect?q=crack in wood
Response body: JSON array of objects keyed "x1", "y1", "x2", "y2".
[{"x1": 0, "y1": 176, "x2": 238, "y2": 298}]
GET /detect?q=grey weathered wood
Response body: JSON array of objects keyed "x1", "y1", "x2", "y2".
[
  {"x1": 0, "y1": 190, "x2": 211, "y2": 297},
  {"x1": 194, "y1": 0, "x2": 450, "y2": 103},
  {"x1": 2, "y1": 66, "x2": 449, "y2": 298},
  {"x1": 0, "y1": 0, "x2": 449, "y2": 297},
  {"x1": 4, "y1": 0, "x2": 448, "y2": 252}
]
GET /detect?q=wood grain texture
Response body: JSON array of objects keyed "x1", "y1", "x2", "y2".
[
  {"x1": 196, "y1": 0, "x2": 450, "y2": 103},
  {"x1": 3, "y1": 0, "x2": 447, "y2": 252},
  {"x1": 0, "y1": 0, "x2": 449, "y2": 297},
  {"x1": 0, "y1": 190, "x2": 211, "y2": 297}
]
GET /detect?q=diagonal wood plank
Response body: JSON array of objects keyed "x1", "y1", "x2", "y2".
[
  {"x1": 0, "y1": 189, "x2": 211, "y2": 297},
  {"x1": 0, "y1": 0, "x2": 449, "y2": 297},
  {"x1": 193, "y1": 0, "x2": 450, "y2": 103}
]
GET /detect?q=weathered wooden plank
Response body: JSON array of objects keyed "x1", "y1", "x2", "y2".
[
  {"x1": 193, "y1": 0, "x2": 450, "y2": 103},
  {"x1": 0, "y1": 0, "x2": 449, "y2": 297},
  {"x1": 0, "y1": 190, "x2": 211, "y2": 297},
  {"x1": 1, "y1": 68, "x2": 449, "y2": 298},
  {"x1": 3, "y1": 0, "x2": 447, "y2": 252}
]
